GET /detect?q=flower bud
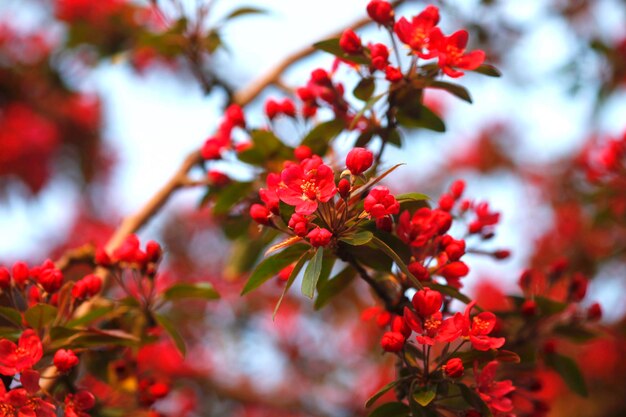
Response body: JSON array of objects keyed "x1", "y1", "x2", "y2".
[
  {"x1": 207, "y1": 170, "x2": 230, "y2": 187},
  {"x1": 408, "y1": 261, "x2": 430, "y2": 281},
  {"x1": 443, "y1": 358, "x2": 464, "y2": 378},
  {"x1": 521, "y1": 300, "x2": 537, "y2": 316},
  {"x1": 145, "y1": 241, "x2": 162, "y2": 263},
  {"x1": 225, "y1": 104, "x2": 245, "y2": 128},
  {"x1": 376, "y1": 216, "x2": 393, "y2": 232},
  {"x1": 346, "y1": 147, "x2": 374, "y2": 175},
  {"x1": 438, "y1": 194, "x2": 455, "y2": 211},
  {"x1": 265, "y1": 99, "x2": 280, "y2": 120},
  {"x1": 391, "y1": 315, "x2": 411, "y2": 338},
  {"x1": 439, "y1": 261, "x2": 469, "y2": 280},
  {"x1": 95, "y1": 247, "x2": 112, "y2": 266},
  {"x1": 367, "y1": 0, "x2": 394, "y2": 25},
  {"x1": 278, "y1": 265, "x2": 295, "y2": 282},
  {"x1": 587, "y1": 302, "x2": 602, "y2": 321},
  {"x1": 307, "y1": 227, "x2": 332, "y2": 247},
  {"x1": 12, "y1": 261, "x2": 30, "y2": 287},
  {"x1": 294, "y1": 145, "x2": 313, "y2": 161},
  {"x1": 54, "y1": 349, "x2": 79, "y2": 373},
  {"x1": 385, "y1": 65, "x2": 403, "y2": 82},
  {"x1": 339, "y1": 29, "x2": 362, "y2": 54},
  {"x1": 311, "y1": 68, "x2": 331, "y2": 85},
  {"x1": 380, "y1": 331, "x2": 405, "y2": 352},
  {"x1": 335, "y1": 179, "x2": 349, "y2": 199},
  {"x1": 369, "y1": 43, "x2": 389, "y2": 71},
  {"x1": 364, "y1": 186, "x2": 400, "y2": 219},
  {"x1": 280, "y1": 99, "x2": 297, "y2": 117},
  {"x1": 288, "y1": 213, "x2": 310, "y2": 237},
  {"x1": 412, "y1": 288, "x2": 443, "y2": 317},
  {"x1": 0, "y1": 267, "x2": 10, "y2": 290},
  {"x1": 569, "y1": 273, "x2": 588, "y2": 302},
  {"x1": 38, "y1": 267, "x2": 63, "y2": 293},
  {"x1": 250, "y1": 204, "x2": 271, "y2": 225},
  {"x1": 449, "y1": 179, "x2": 465, "y2": 199}
]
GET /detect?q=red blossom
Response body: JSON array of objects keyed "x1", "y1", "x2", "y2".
[
  {"x1": 277, "y1": 156, "x2": 337, "y2": 215},
  {"x1": 249, "y1": 204, "x2": 271, "y2": 225},
  {"x1": 385, "y1": 65, "x2": 403, "y2": 82},
  {"x1": 437, "y1": 302, "x2": 505, "y2": 351},
  {"x1": 259, "y1": 173, "x2": 281, "y2": 214},
  {"x1": 64, "y1": 391, "x2": 95, "y2": 417},
  {"x1": 72, "y1": 274, "x2": 102, "y2": 300},
  {"x1": 288, "y1": 213, "x2": 310, "y2": 237},
  {"x1": 428, "y1": 28, "x2": 485, "y2": 78},
  {"x1": 474, "y1": 361, "x2": 515, "y2": 413},
  {"x1": 412, "y1": 288, "x2": 443, "y2": 318},
  {"x1": 369, "y1": 43, "x2": 389, "y2": 71},
  {"x1": 0, "y1": 329, "x2": 43, "y2": 376},
  {"x1": 394, "y1": 5, "x2": 440, "y2": 58}
]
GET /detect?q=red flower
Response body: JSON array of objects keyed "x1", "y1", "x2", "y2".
[
  {"x1": 259, "y1": 173, "x2": 281, "y2": 214},
  {"x1": 443, "y1": 357, "x2": 464, "y2": 378},
  {"x1": 339, "y1": 29, "x2": 362, "y2": 54},
  {"x1": 200, "y1": 134, "x2": 229, "y2": 160},
  {"x1": 404, "y1": 307, "x2": 443, "y2": 346},
  {"x1": 346, "y1": 147, "x2": 374, "y2": 175},
  {"x1": 364, "y1": 186, "x2": 400, "y2": 219},
  {"x1": 437, "y1": 301, "x2": 505, "y2": 351},
  {"x1": 278, "y1": 156, "x2": 337, "y2": 215},
  {"x1": 65, "y1": 391, "x2": 95, "y2": 417},
  {"x1": 381, "y1": 331, "x2": 405, "y2": 352},
  {"x1": 307, "y1": 227, "x2": 332, "y2": 247},
  {"x1": 428, "y1": 28, "x2": 485, "y2": 78},
  {"x1": 475, "y1": 361, "x2": 515, "y2": 413},
  {"x1": 397, "y1": 208, "x2": 452, "y2": 247},
  {"x1": 0, "y1": 329, "x2": 43, "y2": 375},
  {"x1": 54, "y1": 349, "x2": 79, "y2": 373},
  {"x1": 394, "y1": 5, "x2": 440, "y2": 58},
  {"x1": 367, "y1": 1, "x2": 395, "y2": 25}
]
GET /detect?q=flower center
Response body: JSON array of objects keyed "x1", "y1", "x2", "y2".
[
  {"x1": 472, "y1": 316, "x2": 490, "y2": 333},
  {"x1": 424, "y1": 316, "x2": 441, "y2": 331},
  {"x1": 300, "y1": 180, "x2": 319, "y2": 200}
]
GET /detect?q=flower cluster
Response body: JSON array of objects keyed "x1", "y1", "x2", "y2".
[
  {"x1": 339, "y1": 2, "x2": 485, "y2": 80},
  {"x1": 200, "y1": 104, "x2": 247, "y2": 160}
]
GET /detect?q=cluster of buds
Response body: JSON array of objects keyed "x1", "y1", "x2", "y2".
[{"x1": 200, "y1": 104, "x2": 247, "y2": 160}]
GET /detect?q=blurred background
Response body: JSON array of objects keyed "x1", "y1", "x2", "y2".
[{"x1": 1, "y1": 0, "x2": 626, "y2": 416}]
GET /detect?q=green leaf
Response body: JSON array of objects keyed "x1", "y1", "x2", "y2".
[
  {"x1": 339, "y1": 230, "x2": 373, "y2": 246},
  {"x1": 397, "y1": 104, "x2": 446, "y2": 132},
  {"x1": 396, "y1": 193, "x2": 429, "y2": 202},
  {"x1": 241, "y1": 244, "x2": 309, "y2": 295},
  {"x1": 67, "y1": 306, "x2": 112, "y2": 328},
  {"x1": 365, "y1": 380, "x2": 400, "y2": 408},
  {"x1": 354, "y1": 77, "x2": 376, "y2": 101},
  {"x1": 50, "y1": 326, "x2": 82, "y2": 341},
  {"x1": 302, "y1": 248, "x2": 324, "y2": 299},
  {"x1": 472, "y1": 64, "x2": 502, "y2": 77},
  {"x1": 0, "y1": 306, "x2": 22, "y2": 327},
  {"x1": 0, "y1": 326, "x2": 21, "y2": 340},
  {"x1": 274, "y1": 252, "x2": 312, "y2": 319},
  {"x1": 154, "y1": 312, "x2": 186, "y2": 356},
  {"x1": 24, "y1": 304, "x2": 58, "y2": 330},
  {"x1": 224, "y1": 7, "x2": 267, "y2": 20},
  {"x1": 457, "y1": 383, "x2": 493, "y2": 417},
  {"x1": 553, "y1": 324, "x2": 596, "y2": 342},
  {"x1": 545, "y1": 352, "x2": 588, "y2": 396},
  {"x1": 301, "y1": 119, "x2": 346, "y2": 155},
  {"x1": 213, "y1": 181, "x2": 253, "y2": 215},
  {"x1": 315, "y1": 266, "x2": 357, "y2": 310},
  {"x1": 535, "y1": 296, "x2": 567, "y2": 315},
  {"x1": 313, "y1": 38, "x2": 370, "y2": 65},
  {"x1": 163, "y1": 282, "x2": 220, "y2": 301},
  {"x1": 413, "y1": 387, "x2": 436, "y2": 407},
  {"x1": 371, "y1": 236, "x2": 422, "y2": 288},
  {"x1": 368, "y1": 402, "x2": 410, "y2": 417},
  {"x1": 427, "y1": 81, "x2": 472, "y2": 103}
]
